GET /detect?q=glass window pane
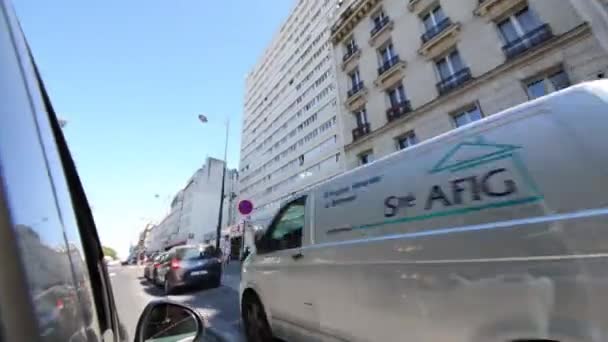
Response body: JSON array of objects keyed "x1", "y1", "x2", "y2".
[
  {"x1": 423, "y1": 14, "x2": 434, "y2": 31},
  {"x1": 467, "y1": 106, "x2": 482, "y2": 121},
  {"x1": 436, "y1": 59, "x2": 451, "y2": 79},
  {"x1": 397, "y1": 85, "x2": 406, "y2": 102},
  {"x1": 516, "y1": 8, "x2": 541, "y2": 32},
  {"x1": 498, "y1": 19, "x2": 519, "y2": 43},
  {"x1": 527, "y1": 79, "x2": 546, "y2": 99},
  {"x1": 433, "y1": 6, "x2": 446, "y2": 23},
  {"x1": 449, "y1": 51, "x2": 464, "y2": 72},
  {"x1": 388, "y1": 89, "x2": 399, "y2": 106},
  {"x1": 271, "y1": 203, "x2": 304, "y2": 244},
  {"x1": 454, "y1": 113, "x2": 468, "y2": 127},
  {"x1": 549, "y1": 70, "x2": 570, "y2": 90}
]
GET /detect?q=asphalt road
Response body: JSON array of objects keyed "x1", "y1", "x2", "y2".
[{"x1": 108, "y1": 264, "x2": 245, "y2": 341}]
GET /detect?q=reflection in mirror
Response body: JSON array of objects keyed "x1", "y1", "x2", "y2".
[{"x1": 141, "y1": 303, "x2": 199, "y2": 342}]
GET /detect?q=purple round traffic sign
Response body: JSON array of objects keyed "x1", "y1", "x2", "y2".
[{"x1": 238, "y1": 200, "x2": 253, "y2": 215}]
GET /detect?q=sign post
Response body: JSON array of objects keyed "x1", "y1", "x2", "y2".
[{"x1": 237, "y1": 200, "x2": 253, "y2": 260}]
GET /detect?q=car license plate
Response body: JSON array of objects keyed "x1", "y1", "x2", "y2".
[{"x1": 191, "y1": 270, "x2": 207, "y2": 276}]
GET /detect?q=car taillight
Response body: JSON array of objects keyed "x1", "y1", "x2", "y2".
[
  {"x1": 154, "y1": 263, "x2": 160, "y2": 268},
  {"x1": 170, "y1": 258, "x2": 181, "y2": 269}
]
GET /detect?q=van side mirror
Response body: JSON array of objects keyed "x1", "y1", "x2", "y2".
[
  {"x1": 254, "y1": 230, "x2": 269, "y2": 254},
  {"x1": 134, "y1": 301, "x2": 205, "y2": 342}
]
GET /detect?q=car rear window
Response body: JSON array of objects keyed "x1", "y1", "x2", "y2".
[
  {"x1": 176, "y1": 248, "x2": 202, "y2": 260},
  {"x1": 176, "y1": 246, "x2": 217, "y2": 260}
]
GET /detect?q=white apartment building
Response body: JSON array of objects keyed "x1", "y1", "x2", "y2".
[
  {"x1": 146, "y1": 157, "x2": 238, "y2": 252},
  {"x1": 329, "y1": 0, "x2": 608, "y2": 168},
  {"x1": 239, "y1": 0, "x2": 345, "y2": 224}
]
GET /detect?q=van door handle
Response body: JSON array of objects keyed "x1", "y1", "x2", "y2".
[{"x1": 291, "y1": 252, "x2": 303, "y2": 260}]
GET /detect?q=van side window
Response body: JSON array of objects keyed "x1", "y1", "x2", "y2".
[{"x1": 267, "y1": 198, "x2": 306, "y2": 251}]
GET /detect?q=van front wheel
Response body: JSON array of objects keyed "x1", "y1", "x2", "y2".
[{"x1": 242, "y1": 295, "x2": 272, "y2": 342}]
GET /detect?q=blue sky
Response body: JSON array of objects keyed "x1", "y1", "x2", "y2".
[{"x1": 14, "y1": 1, "x2": 294, "y2": 257}]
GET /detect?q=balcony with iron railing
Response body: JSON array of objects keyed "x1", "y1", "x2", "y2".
[
  {"x1": 378, "y1": 55, "x2": 402, "y2": 76},
  {"x1": 343, "y1": 45, "x2": 360, "y2": 62},
  {"x1": 347, "y1": 81, "x2": 365, "y2": 98},
  {"x1": 352, "y1": 123, "x2": 371, "y2": 141},
  {"x1": 371, "y1": 16, "x2": 391, "y2": 37},
  {"x1": 342, "y1": 45, "x2": 361, "y2": 70},
  {"x1": 375, "y1": 55, "x2": 406, "y2": 88},
  {"x1": 386, "y1": 101, "x2": 412, "y2": 122},
  {"x1": 421, "y1": 18, "x2": 452, "y2": 43},
  {"x1": 346, "y1": 81, "x2": 367, "y2": 110},
  {"x1": 502, "y1": 24, "x2": 553, "y2": 59},
  {"x1": 419, "y1": 18, "x2": 461, "y2": 58},
  {"x1": 436, "y1": 68, "x2": 472, "y2": 95}
]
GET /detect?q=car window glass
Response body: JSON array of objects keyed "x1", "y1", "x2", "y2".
[
  {"x1": 176, "y1": 248, "x2": 200, "y2": 260},
  {"x1": 268, "y1": 199, "x2": 305, "y2": 251}
]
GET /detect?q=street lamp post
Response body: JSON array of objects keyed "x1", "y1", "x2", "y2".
[{"x1": 198, "y1": 114, "x2": 229, "y2": 251}]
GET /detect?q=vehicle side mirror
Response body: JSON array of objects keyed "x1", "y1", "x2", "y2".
[
  {"x1": 254, "y1": 230, "x2": 269, "y2": 254},
  {"x1": 134, "y1": 301, "x2": 205, "y2": 342}
]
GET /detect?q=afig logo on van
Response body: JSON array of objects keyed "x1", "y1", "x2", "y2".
[{"x1": 383, "y1": 137, "x2": 543, "y2": 220}]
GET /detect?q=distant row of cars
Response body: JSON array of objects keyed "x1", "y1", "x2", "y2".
[{"x1": 143, "y1": 244, "x2": 222, "y2": 295}]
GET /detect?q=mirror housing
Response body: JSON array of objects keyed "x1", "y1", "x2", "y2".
[
  {"x1": 254, "y1": 229, "x2": 269, "y2": 254},
  {"x1": 134, "y1": 300, "x2": 205, "y2": 342}
]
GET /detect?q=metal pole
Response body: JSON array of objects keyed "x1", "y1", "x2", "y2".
[{"x1": 215, "y1": 119, "x2": 229, "y2": 251}]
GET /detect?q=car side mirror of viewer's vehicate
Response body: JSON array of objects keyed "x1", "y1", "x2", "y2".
[{"x1": 135, "y1": 301, "x2": 206, "y2": 342}]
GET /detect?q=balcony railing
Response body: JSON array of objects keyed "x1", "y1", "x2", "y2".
[
  {"x1": 436, "y1": 68, "x2": 472, "y2": 95},
  {"x1": 347, "y1": 81, "x2": 365, "y2": 98},
  {"x1": 386, "y1": 100, "x2": 412, "y2": 122},
  {"x1": 421, "y1": 18, "x2": 452, "y2": 43},
  {"x1": 371, "y1": 16, "x2": 390, "y2": 37},
  {"x1": 502, "y1": 24, "x2": 553, "y2": 59},
  {"x1": 343, "y1": 46, "x2": 359, "y2": 62},
  {"x1": 377, "y1": 55, "x2": 401, "y2": 76},
  {"x1": 352, "y1": 123, "x2": 371, "y2": 141}
]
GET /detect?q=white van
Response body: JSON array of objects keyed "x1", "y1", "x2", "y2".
[{"x1": 240, "y1": 80, "x2": 608, "y2": 342}]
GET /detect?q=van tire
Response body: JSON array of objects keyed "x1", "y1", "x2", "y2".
[{"x1": 242, "y1": 293, "x2": 273, "y2": 342}]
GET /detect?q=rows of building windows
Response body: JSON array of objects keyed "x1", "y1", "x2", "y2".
[
  {"x1": 355, "y1": 66, "x2": 570, "y2": 166},
  {"x1": 243, "y1": 16, "x2": 329, "y2": 142},
  {"x1": 240, "y1": 114, "x2": 338, "y2": 194},
  {"x1": 242, "y1": 78, "x2": 335, "y2": 165},
  {"x1": 244, "y1": 0, "x2": 330, "y2": 110},
  {"x1": 343, "y1": 3, "x2": 568, "y2": 146},
  {"x1": 241, "y1": 43, "x2": 331, "y2": 158},
  {"x1": 244, "y1": 18, "x2": 329, "y2": 130},
  {"x1": 240, "y1": 89, "x2": 336, "y2": 186},
  {"x1": 242, "y1": 36, "x2": 331, "y2": 152}
]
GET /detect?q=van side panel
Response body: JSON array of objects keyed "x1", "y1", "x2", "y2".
[{"x1": 306, "y1": 83, "x2": 608, "y2": 341}]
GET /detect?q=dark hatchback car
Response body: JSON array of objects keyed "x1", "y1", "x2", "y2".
[{"x1": 156, "y1": 245, "x2": 222, "y2": 294}]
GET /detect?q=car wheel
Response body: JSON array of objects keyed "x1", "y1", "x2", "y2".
[
  {"x1": 242, "y1": 294, "x2": 273, "y2": 342},
  {"x1": 164, "y1": 279, "x2": 173, "y2": 295}
]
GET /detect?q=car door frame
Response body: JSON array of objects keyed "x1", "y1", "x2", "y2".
[{"x1": 255, "y1": 196, "x2": 320, "y2": 339}]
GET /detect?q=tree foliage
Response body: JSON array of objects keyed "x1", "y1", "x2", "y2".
[{"x1": 102, "y1": 246, "x2": 117, "y2": 259}]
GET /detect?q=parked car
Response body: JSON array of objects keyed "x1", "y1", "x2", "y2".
[
  {"x1": 240, "y1": 81, "x2": 608, "y2": 342},
  {"x1": 143, "y1": 252, "x2": 161, "y2": 280},
  {"x1": 156, "y1": 245, "x2": 222, "y2": 294}
]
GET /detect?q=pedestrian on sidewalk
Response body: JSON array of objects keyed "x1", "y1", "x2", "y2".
[{"x1": 221, "y1": 235, "x2": 231, "y2": 269}]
